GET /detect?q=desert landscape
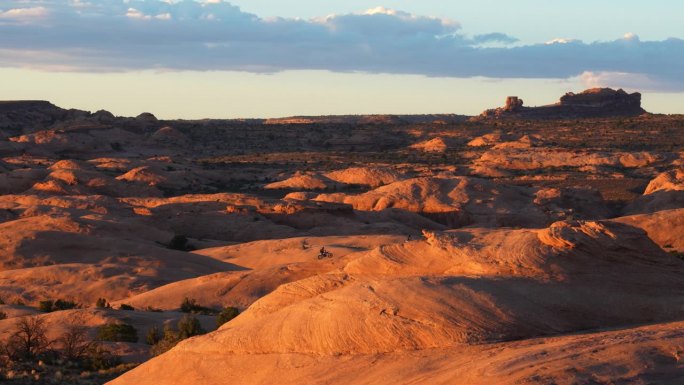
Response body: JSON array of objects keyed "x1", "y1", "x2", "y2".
[{"x1": 0, "y1": 87, "x2": 681, "y2": 384}]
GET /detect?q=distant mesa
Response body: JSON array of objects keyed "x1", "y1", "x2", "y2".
[{"x1": 476, "y1": 88, "x2": 646, "y2": 120}]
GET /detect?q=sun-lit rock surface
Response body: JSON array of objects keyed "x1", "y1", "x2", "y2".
[{"x1": 0, "y1": 96, "x2": 681, "y2": 385}]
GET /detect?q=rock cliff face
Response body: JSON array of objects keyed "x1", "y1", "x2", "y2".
[
  {"x1": 560, "y1": 88, "x2": 642, "y2": 109},
  {"x1": 477, "y1": 88, "x2": 646, "y2": 120}
]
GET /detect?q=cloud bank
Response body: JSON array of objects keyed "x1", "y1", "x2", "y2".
[{"x1": 0, "y1": 0, "x2": 682, "y2": 91}]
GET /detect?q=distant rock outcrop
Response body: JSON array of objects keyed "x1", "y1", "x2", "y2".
[
  {"x1": 0, "y1": 101, "x2": 70, "y2": 132},
  {"x1": 476, "y1": 88, "x2": 646, "y2": 120}
]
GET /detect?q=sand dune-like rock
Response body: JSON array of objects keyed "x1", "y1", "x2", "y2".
[
  {"x1": 25, "y1": 167, "x2": 163, "y2": 197},
  {"x1": 111, "y1": 261, "x2": 336, "y2": 312},
  {"x1": 195, "y1": 235, "x2": 404, "y2": 269},
  {"x1": 48, "y1": 159, "x2": 86, "y2": 170},
  {"x1": 491, "y1": 134, "x2": 544, "y2": 149},
  {"x1": 117, "y1": 166, "x2": 167, "y2": 185},
  {"x1": 150, "y1": 126, "x2": 189, "y2": 145},
  {"x1": 625, "y1": 169, "x2": 684, "y2": 214},
  {"x1": 0, "y1": 212, "x2": 237, "y2": 304},
  {"x1": 111, "y1": 320, "x2": 684, "y2": 385},
  {"x1": 111, "y1": 235, "x2": 405, "y2": 312},
  {"x1": 10, "y1": 126, "x2": 140, "y2": 155},
  {"x1": 614, "y1": 208, "x2": 684, "y2": 251},
  {"x1": 323, "y1": 166, "x2": 403, "y2": 188},
  {"x1": 88, "y1": 157, "x2": 134, "y2": 171},
  {"x1": 0, "y1": 168, "x2": 49, "y2": 194},
  {"x1": 312, "y1": 177, "x2": 606, "y2": 228},
  {"x1": 0, "y1": 101, "x2": 681, "y2": 385},
  {"x1": 476, "y1": 148, "x2": 664, "y2": 171},
  {"x1": 467, "y1": 131, "x2": 515, "y2": 147},
  {"x1": 267, "y1": 167, "x2": 405, "y2": 190},
  {"x1": 409, "y1": 137, "x2": 447, "y2": 152},
  {"x1": 644, "y1": 168, "x2": 684, "y2": 194},
  {"x1": 110, "y1": 220, "x2": 684, "y2": 385},
  {"x1": 264, "y1": 172, "x2": 335, "y2": 190},
  {"x1": 346, "y1": 221, "x2": 675, "y2": 280}
]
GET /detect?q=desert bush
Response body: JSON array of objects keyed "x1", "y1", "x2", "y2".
[
  {"x1": 150, "y1": 325, "x2": 179, "y2": 356},
  {"x1": 38, "y1": 300, "x2": 54, "y2": 312},
  {"x1": 216, "y1": 307, "x2": 239, "y2": 327},
  {"x1": 178, "y1": 314, "x2": 205, "y2": 339},
  {"x1": 146, "y1": 325, "x2": 162, "y2": 345},
  {"x1": 95, "y1": 298, "x2": 110, "y2": 309},
  {"x1": 180, "y1": 297, "x2": 217, "y2": 315},
  {"x1": 119, "y1": 304, "x2": 135, "y2": 311},
  {"x1": 39, "y1": 299, "x2": 78, "y2": 313},
  {"x1": 167, "y1": 235, "x2": 195, "y2": 251},
  {"x1": 57, "y1": 314, "x2": 93, "y2": 362},
  {"x1": 96, "y1": 323, "x2": 138, "y2": 343},
  {"x1": 84, "y1": 343, "x2": 121, "y2": 371},
  {"x1": 150, "y1": 315, "x2": 206, "y2": 356},
  {"x1": 0, "y1": 311, "x2": 6, "y2": 320},
  {"x1": 5, "y1": 316, "x2": 51, "y2": 362}
]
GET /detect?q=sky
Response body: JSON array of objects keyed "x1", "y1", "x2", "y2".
[{"x1": 0, "y1": 0, "x2": 683, "y2": 118}]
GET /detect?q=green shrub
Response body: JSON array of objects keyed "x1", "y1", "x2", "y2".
[
  {"x1": 96, "y1": 323, "x2": 138, "y2": 343},
  {"x1": 39, "y1": 299, "x2": 78, "y2": 313},
  {"x1": 145, "y1": 325, "x2": 162, "y2": 346},
  {"x1": 178, "y1": 315, "x2": 205, "y2": 339},
  {"x1": 84, "y1": 344, "x2": 121, "y2": 370},
  {"x1": 150, "y1": 325, "x2": 179, "y2": 356},
  {"x1": 180, "y1": 298, "x2": 217, "y2": 315},
  {"x1": 55, "y1": 299, "x2": 78, "y2": 310},
  {"x1": 150, "y1": 315, "x2": 206, "y2": 356},
  {"x1": 119, "y1": 304, "x2": 135, "y2": 311},
  {"x1": 216, "y1": 307, "x2": 239, "y2": 327}
]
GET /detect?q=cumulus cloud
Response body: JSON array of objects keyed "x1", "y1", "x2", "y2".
[
  {"x1": 580, "y1": 71, "x2": 684, "y2": 93},
  {"x1": 0, "y1": 0, "x2": 682, "y2": 91},
  {"x1": 0, "y1": 6, "x2": 48, "y2": 20}
]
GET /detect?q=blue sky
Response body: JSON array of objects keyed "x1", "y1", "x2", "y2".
[{"x1": 0, "y1": 0, "x2": 682, "y2": 118}]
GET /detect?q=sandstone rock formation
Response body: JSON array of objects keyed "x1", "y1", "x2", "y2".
[
  {"x1": 477, "y1": 88, "x2": 646, "y2": 120},
  {"x1": 0, "y1": 100, "x2": 680, "y2": 385}
]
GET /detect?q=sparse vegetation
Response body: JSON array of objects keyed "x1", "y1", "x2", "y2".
[
  {"x1": 56, "y1": 314, "x2": 93, "y2": 362},
  {"x1": 167, "y1": 234, "x2": 195, "y2": 251},
  {"x1": 145, "y1": 325, "x2": 162, "y2": 346},
  {"x1": 216, "y1": 306, "x2": 240, "y2": 327},
  {"x1": 4, "y1": 316, "x2": 51, "y2": 362},
  {"x1": 96, "y1": 323, "x2": 139, "y2": 343},
  {"x1": 39, "y1": 299, "x2": 79, "y2": 313},
  {"x1": 0, "y1": 315, "x2": 130, "y2": 383},
  {"x1": 149, "y1": 315, "x2": 206, "y2": 356},
  {"x1": 180, "y1": 297, "x2": 218, "y2": 315},
  {"x1": 96, "y1": 298, "x2": 111, "y2": 309},
  {"x1": 119, "y1": 303, "x2": 135, "y2": 311}
]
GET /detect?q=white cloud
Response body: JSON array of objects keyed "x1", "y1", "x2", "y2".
[
  {"x1": 623, "y1": 32, "x2": 639, "y2": 41},
  {"x1": 579, "y1": 71, "x2": 683, "y2": 93},
  {"x1": 0, "y1": 6, "x2": 48, "y2": 19},
  {"x1": 0, "y1": 1, "x2": 681, "y2": 91},
  {"x1": 125, "y1": 7, "x2": 147, "y2": 19},
  {"x1": 545, "y1": 38, "x2": 580, "y2": 45}
]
